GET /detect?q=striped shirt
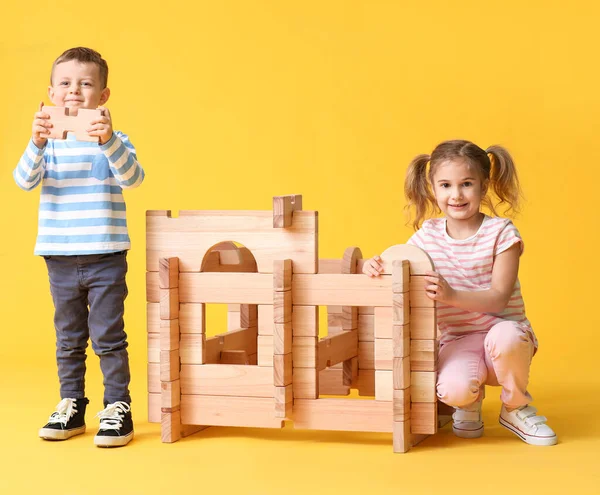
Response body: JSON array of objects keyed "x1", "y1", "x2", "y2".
[
  {"x1": 14, "y1": 131, "x2": 144, "y2": 255},
  {"x1": 408, "y1": 216, "x2": 536, "y2": 346}
]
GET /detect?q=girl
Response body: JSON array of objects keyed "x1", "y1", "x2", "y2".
[{"x1": 363, "y1": 140, "x2": 556, "y2": 446}]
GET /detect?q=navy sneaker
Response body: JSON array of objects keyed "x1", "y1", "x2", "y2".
[
  {"x1": 39, "y1": 398, "x2": 89, "y2": 440},
  {"x1": 94, "y1": 401, "x2": 134, "y2": 447}
]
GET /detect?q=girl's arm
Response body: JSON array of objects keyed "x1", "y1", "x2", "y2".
[{"x1": 424, "y1": 243, "x2": 520, "y2": 314}]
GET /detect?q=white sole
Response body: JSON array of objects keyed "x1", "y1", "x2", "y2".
[
  {"x1": 39, "y1": 425, "x2": 86, "y2": 440},
  {"x1": 452, "y1": 424, "x2": 484, "y2": 439},
  {"x1": 94, "y1": 431, "x2": 134, "y2": 448},
  {"x1": 499, "y1": 416, "x2": 557, "y2": 446}
]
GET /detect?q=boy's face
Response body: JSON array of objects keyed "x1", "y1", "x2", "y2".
[{"x1": 48, "y1": 60, "x2": 110, "y2": 110}]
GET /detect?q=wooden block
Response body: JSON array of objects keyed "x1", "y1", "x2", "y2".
[
  {"x1": 411, "y1": 371, "x2": 437, "y2": 402},
  {"x1": 273, "y1": 259, "x2": 292, "y2": 291},
  {"x1": 148, "y1": 333, "x2": 160, "y2": 363},
  {"x1": 355, "y1": 369, "x2": 375, "y2": 396},
  {"x1": 258, "y1": 335, "x2": 274, "y2": 366},
  {"x1": 393, "y1": 388, "x2": 410, "y2": 422},
  {"x1": 393, "y1": 420, "x2": 411, "y2": 453},
  {"x1": 148, "y1": 392, "x2": 160, "y2": 423},
  {"x1": 292, "y1": 305, "x2": 319, "y2": 337},
  {"x1": 274, "y1": 353, "x2": 293, "y2": 386},
  {"x1": 147, "y1": 303, "x2": 160, "y2": 333},
  {"x1": 258, "y1": 305, "x2": 273, "y2": 335},
  {"x1": 161, "y1": 380, "x2": 180, "y2": 410},
  {"x1": 318, "y1": 259, "x2": 341, "y2": 274},
  {"x1": 275, "y1": 385, "x2": 293, "y2": 418},
  {"x1": 148, "y1": 363, "x2": 160, "y2": 393},
  {"x1": 180, "y1": 334, "x2": 206, "y2": 364},
  {"x1": 179, "y1": 303, "x2": 206, "y2": 334},
  {"x1": 160, "y1": 350, "x2": 180, "y2": 382},
  {"x1": 160, "y1": 318, "x2": 180, "y2": 351},
  {"x1": 159, "y1": 257, "x2": 179, "y2": 289},
  {"x1": 409, "y1": 308, "x2": 437, "y2": 340},
  {"x1": 248, "y1": 353, "x2": 258, "y2": 365},
  {"x1": 274, "y1": 321, "x2": 292, "y2": 355},
  {"x1": 342, "y1": 357, "x2": 356, "y2": 386},
  {"x1": 410, "y1": 276, "x2": 436, "y2": 308},
  {"x1": 181, "y1": 395, "x2": 284, "y2": 429},
  {"x1": 391, "y1": 259, "x2": 410, "y2": 293},
  {"x1": 294, "y1": 398, "x2": 393, "y2": 433},
  {"x1": 358, "y1": 314, "x2": 374, "y2": 341},
  {"x1": 327, "y1": 312, "x2": 343, "y2": 332},
  {"x1": 410, "y1": 340, "x2": 438, "y2": 371},
  {"x1": 147, "y1": 210, "x2": 317, "y2": 274},
  {"x1": 392, "y1": 293, "x2": 409, "y2": 325},
  {"x1": 293, "y1": 336, "x2": 318, "y2": 368},
  {"x1": 341, "y1": 306, "x2": 358, "y2": 330},
  {"x1": 228, "y1": 310, "x2": 241, "y2": 331},
  {"x1": 374, "y1": 307, "x2": 393, "y2": 338},
  {"x1": 319, "y1": 368, "x2": 350, "y2": 396},
  {"x1": 293, "y1": 367, "x2": 318, "y2": 398},
  {"x1": 358, "y1": 341, "x2": 374, "y2": 369},
  {"x1": 274, "y1": 291, "x2": 292, "y2": 324},
  {"x1": 43, "y1": 106, "x2": 101, "y2": 142},
  {"x1": 393, "y1": 324, "x2": 410, "y2": 358},
  {"x1": 411, "y1": 402, "x2": 438, "y2": 434},
  {"x1": 240, "y1": 304, "x2": 257, "y2": 328},
  {"x1": 160, "y1": 287, "x2": 179, "y2": 320},
  {"x1": 341, "y1": 247, "x2": 361, "y2": 331},
  {"x1": 161, "y1": 410, "x2": 181, "y2": 443},
  {"x1": 358, "y1": 306, "x2": 374, "y2": 315},
  {"x1": 317, "y1": 330, "x2": 358, "y2": 370},
  {"x1": 374, "y1": 338, "x2": 393, "y2": 370},
  {"x1": 204, "y1": 327, "x2": 258, "y2": 363},
  {"x1": 292, "y1": 274, "x2": 393, "y2": 307},
  {"x1": 375, "y1": 370, "x2": 392, "y2": 401},
  {"x1": 181, "y1": 364, "x2": 274, "y2": 397},
  {"x1": 379, "y1": 244, "x2": 434, "y2": 275},
  {"x1": 220, "y1": 349, "x2": 249, "y2": 364},
  {"x1": 273, "y1": 195, "x2": 302, "y2": 228},
  {"x1": 393, "y1": 357, "x2": 411, "y2": 390}
]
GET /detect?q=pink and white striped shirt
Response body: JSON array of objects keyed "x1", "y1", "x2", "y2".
[{"x1": 408, "y1": 215, "x2": 536, "y2": 347}]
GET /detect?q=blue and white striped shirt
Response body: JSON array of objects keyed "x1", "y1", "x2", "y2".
[{"x1": 14, "y1": 131, "x2": 144, "y2": 255}]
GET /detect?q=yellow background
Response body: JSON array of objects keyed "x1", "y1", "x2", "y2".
[{"x1": 1, "y1": 1, "x2": 599, "y2": 493}]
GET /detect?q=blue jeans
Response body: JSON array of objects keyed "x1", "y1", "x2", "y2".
[{"x1": 44, "y1": 251, "x2": 131, "y2": 405}]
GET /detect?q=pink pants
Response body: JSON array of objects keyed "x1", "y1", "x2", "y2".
[{"x1": 436, "y1": 321, "x2": 536, "y2": 409}]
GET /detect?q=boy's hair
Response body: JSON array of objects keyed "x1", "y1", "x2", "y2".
[
  {"x1": 404, "y1": 139, "x2": 522, "y2": 230},
  {"x1": 50, "y1": 47, "x2": 109, "y2": 89}
]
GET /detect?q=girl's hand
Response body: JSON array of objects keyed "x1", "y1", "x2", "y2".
[
  {"x1": 424, "y1": 270, "x2": 456, "y2": 305},
  {"x1": 363, "y1": 255, "x2": 384, "y2": 277},
  {"x1": 87, "y1": 106, "x2": 113, "y2": 144},
  {"x1": 32, "y1": 101, "x2": 52, "y2": 148}
]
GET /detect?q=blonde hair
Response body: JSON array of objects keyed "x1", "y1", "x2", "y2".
[
  {"x1": 51, "y1": 47, "x2": 109, "y2": 89},
  {"x1": 404, "y1": 139, "x2": 522, "y2": 230}
]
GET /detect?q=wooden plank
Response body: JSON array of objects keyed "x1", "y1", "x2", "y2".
[
  {"x1": 274, "y1": 291, "x2": 292, "y2": 324},
  {"x1": 411, "y1": 340, "x2": 438, "y2": 372},
  {"x1": 161, "y1": 380, "x2": 180, "y2": 410},
  {"x1": 293, "y1": 398, "x2": 393, "y2": 433},
  {"x1": 292, "y1": 274, "x2": 393, "y2": 306},
  {"x1": 411, "y1": 371, "x2": 437, "y2": 402},
  {"x1": 411, "y1": 402, "x2": 438, "y2": 435},
  {"x1": 160, "y1": 350, "x2": 180, "y2": 382},
  {"x1": 391, "y1": 259, "x2": 409, "y2": 293},
  {"x1": 161, "y1": 410, "x2": 181, "y2": 443},
  {"x1": 204, "y1": 327, "x2": 258, "y2": 363},
  {"x1": 160, "y1": 288, "x2": 179, "y2": 320},
  {"x1": 394, "y1": 357, "x2": 411, "y2": 390},
  {"x1": 393, "y1": 420, "x2": 411, "y2": 453},
  {"x1": 393, "y1": 388, "x2": 410, "y2": 422},
  {"x1": 317, "y1": 330, "x2": 358, "y2": 371},
  {"x1": 293, "y1": 367, "x2": 318, "y2": 399},
  {"x1": 274, "y1": 321, "x2": 292, "y2": 355},
  {"x1": 275, "y1": 385, "x2": 293, "y2": 418},
  {"x1": 181, "y1": 395, "x2": 284, "y2": 428},
  {"x1": 180, "y1": 364, "x2": 274, "y2": 397},
  {"x1": 393, "y1": 324, "x2": 410, "y2": 358},
  {"x1": 159, "y1": 257, "x2": 179, "y2": 289},
  {"x1": 392, "y1": 292, "x2": 409, "y2": 325},
  {"x1": 147, "y1": 210, "x2": 317, "y2": 274},
  {"x1": 160, "y1": 319, "x2": 179, "y2": 351},
  {"x1": 273, "y1": 259, "x2": 292, "y2": 291}
]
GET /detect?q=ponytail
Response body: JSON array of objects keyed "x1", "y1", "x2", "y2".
[
  {"x1": 404, "y1": 154, "x2": 436, "y2": 230},
  {"x1": 485, "y1": 145, "x2": 522, "y2": 216}
]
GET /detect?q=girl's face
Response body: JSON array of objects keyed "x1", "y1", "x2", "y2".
[{"x1": 431, "y1": 158, "x2": 488, "y2": 224}]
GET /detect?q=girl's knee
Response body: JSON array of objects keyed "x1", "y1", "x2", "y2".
[
  {"x1": 485, "y1": 322, "x2": 533, "y2": 356},
  {"x1": 437, "y1": 376, "x2": 481, "y2": 408}
]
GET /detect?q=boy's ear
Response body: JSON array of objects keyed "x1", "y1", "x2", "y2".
[
  {"x1": 47, "y1": 86, "x2": 55, "y2": 103},
  {"x1": 99, "y1": 87, "x2": 110, "y2": 106}
]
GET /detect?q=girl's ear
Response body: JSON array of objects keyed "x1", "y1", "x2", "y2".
[{"x1": 482, "y1": 178, "x2": 490, "y2": 195}]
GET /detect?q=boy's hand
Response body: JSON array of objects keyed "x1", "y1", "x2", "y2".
[
  {"x1": 88, "y1": 106, "x2": 113, "y2": 144},
  {"x1": 32, "y1": 101, "x2": 52, "y2": 149},
  {"x1": 424, "y1": 271, "x2": 456, "y2": 305},
  {"x1": 363, "y1": 255, "x2": 384, "y2": 277}
]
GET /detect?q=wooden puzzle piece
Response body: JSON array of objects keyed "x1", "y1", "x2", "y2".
[{"x1": 42, "y1": 106, "x2": 102, "y2": 142}]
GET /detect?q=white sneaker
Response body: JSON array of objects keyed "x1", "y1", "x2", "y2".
[
  {"x1": 499, "y1": 404, "x2": 557, "y2": 446},
  {"x1": 452, "y1": 399, "x2": 484, "y2": 438}
]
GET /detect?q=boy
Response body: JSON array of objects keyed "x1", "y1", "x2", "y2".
[{"x1": 13, "y1": 47, "x2": 144, "y2": 447}]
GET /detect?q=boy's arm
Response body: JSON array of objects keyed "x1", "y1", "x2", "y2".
[
  {"x1": 13, "y1": 140, "x2": 47, "y2": 191},
  {"x1": 100, "y1": 131, "x2": 145, "y2": 189}
]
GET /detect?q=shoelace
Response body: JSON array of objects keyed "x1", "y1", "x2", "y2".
[
  {"x1": 96, "y1": 401, "x2": 130, "y2": 431},
  {"x1": 47, "y1": 398, "x2": 78, "y2": 426}
]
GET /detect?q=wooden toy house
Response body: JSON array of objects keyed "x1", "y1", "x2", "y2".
[{"x1": 146, "y1": 195, "x2": 445, "y2": 452}]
